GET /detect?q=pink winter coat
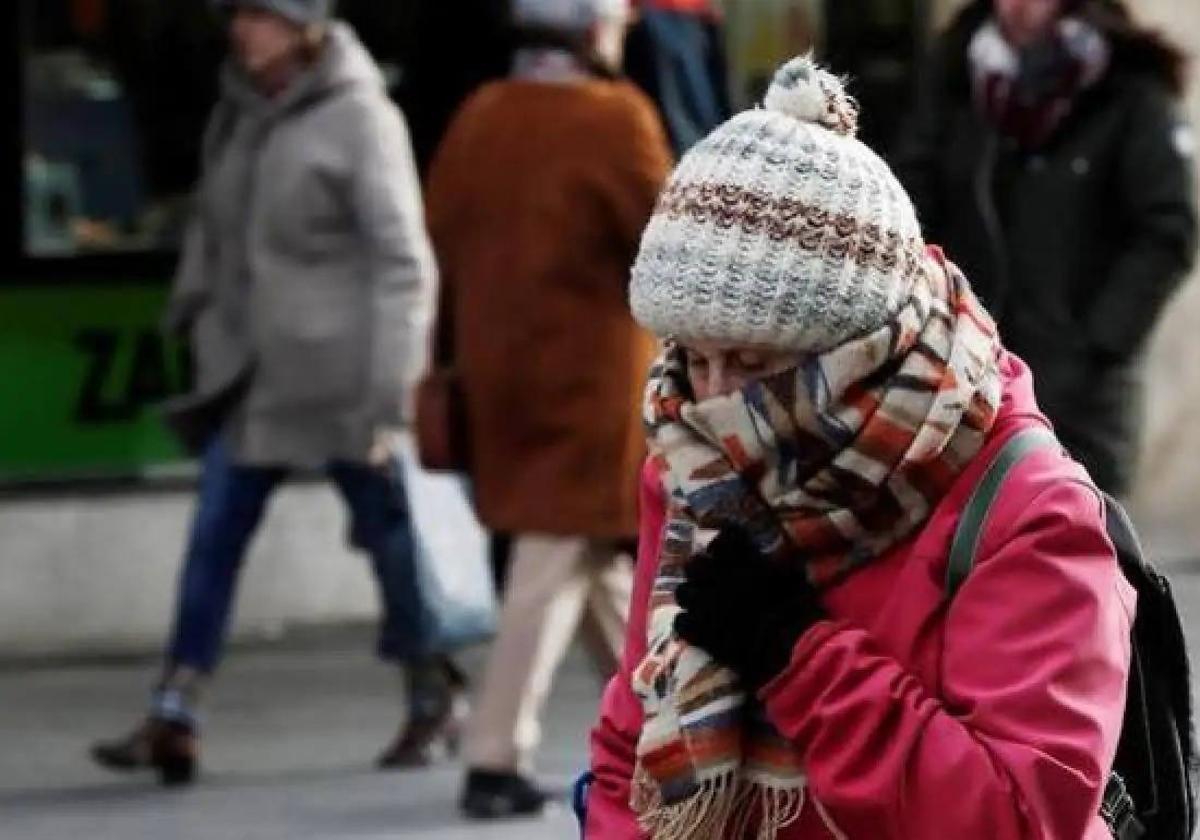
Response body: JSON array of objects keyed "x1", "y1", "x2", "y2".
[{"x1": 587, "y1": 353, "x2": 1135, "y2": 839}]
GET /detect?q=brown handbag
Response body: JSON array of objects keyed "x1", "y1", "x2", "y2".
[{"x1": 414, "y1": 367, "x2": 470, "y2": 472}]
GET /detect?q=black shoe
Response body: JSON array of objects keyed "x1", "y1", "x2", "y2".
[
  {"x1": 460, "y1": 769, "x2": 548, "y2": 820},
  {"x1": 90, "y1": 717, "x2": 199, "y2": 787}
]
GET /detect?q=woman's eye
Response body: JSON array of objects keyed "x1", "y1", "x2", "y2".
[{"x1": 734, "y1": 357, "x2": 767, "y2": 374}]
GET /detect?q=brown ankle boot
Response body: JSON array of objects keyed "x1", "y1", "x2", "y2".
[
  {"x1": 377, "y1": 689, "x2": 469, "y2": 769},
  {"x1": 91, "y1": 718, "x2": 199, "y2": 787}
]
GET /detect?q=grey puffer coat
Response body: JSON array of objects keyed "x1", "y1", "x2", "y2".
[{"x1": 166, "y1": 22, "x2": 436, "y2": 468}]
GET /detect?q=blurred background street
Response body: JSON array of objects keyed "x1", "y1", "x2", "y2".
[
  {"x1": 3, "y1": 557, "x2": 1199, "y2": 840},
  {"x1": 0, "y1": 638, "x2": 593, "y2": 839},
  {"x1": 3, "y1": 0, "x2": 1200, "y2": 837}
]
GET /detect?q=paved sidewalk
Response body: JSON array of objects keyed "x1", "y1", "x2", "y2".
[
  {"x1": 0, "y1": 637, "x2": 597, "y2": 839},
  {"x1": 3, "y1": 565, "x2": 1199, "y2": 840}
]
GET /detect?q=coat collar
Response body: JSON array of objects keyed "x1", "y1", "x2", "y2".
[{"x1": 219, "y1": 22, "x2": 384, "y2": 121}]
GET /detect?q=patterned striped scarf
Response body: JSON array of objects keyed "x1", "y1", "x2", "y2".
[{"x1": 631, "y1": 250, "x2": 1003, "y2": 839}]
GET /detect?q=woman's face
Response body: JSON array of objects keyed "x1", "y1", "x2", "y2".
[
  {"x1": 994, "y1": 0, "x2": 1065, "y2": 48},
  {"x1": 229, "y1": 7, "x2": 305, "y2": 83},
  {"x1": 682, "y1": 340, "x2": 805, "y2": 402},
  {"x1": 589, "y1": 16, "x2": 631, "y2": 73}
]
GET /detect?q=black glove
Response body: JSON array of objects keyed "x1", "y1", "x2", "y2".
[{"x1": 673, "y1": 526, "x2": 825, "y2": 691}]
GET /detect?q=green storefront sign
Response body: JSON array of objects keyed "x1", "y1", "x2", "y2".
[{"x1": 0, "y1": 285, "x2": 189, "y2": 481}]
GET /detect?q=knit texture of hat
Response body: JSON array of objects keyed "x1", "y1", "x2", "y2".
[
  {"x1": 629, "y1": 56, "x2": 928, "y2": 353},
  {"x1": 512, "y1": 0, "x2": 627, "y2": 32},
  {"x1": 213, "y1": 0, "x2": 333, "y2": 26}
]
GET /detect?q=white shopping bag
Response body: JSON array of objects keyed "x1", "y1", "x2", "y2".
[{"x1": 395, "y1": 435, "x2": 497, "y2": 649}]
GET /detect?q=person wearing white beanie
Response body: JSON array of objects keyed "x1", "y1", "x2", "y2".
[{"x1": 583, "y1": 55, "x2": 1133, "y2": 840}]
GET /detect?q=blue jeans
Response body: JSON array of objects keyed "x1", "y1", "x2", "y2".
[
  {"x1": 624, "y1": 9, "x2": 731, "y2": 155},
  {"x1": 167, "y1": 438, "x2": 434, "y2": 672}
]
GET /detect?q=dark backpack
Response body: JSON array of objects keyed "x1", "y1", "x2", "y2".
[{"x1": 947, "y1": 427, "x2": 1200, "y2": 840}]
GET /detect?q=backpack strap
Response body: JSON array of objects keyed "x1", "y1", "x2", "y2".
[
  {"x1": 1102, "y1": 772, "x2": 1146, "y2": 839},
  {"x1": 945, "y1": 426, "x2": 1060, "y2": 601},
  {"x1": 945, "y1": 428, "x2": 1153, "y2": 840}
]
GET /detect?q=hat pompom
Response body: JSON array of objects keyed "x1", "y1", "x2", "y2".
[{"x1": 762, "y1": 55, "x2": 859, "y2": 137}]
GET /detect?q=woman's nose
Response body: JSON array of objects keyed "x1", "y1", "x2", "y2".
[{"x1": 707, "y1": 366, "x2": 737, "y2": 399}]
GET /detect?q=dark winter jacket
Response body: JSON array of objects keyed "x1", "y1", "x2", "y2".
[{"x1": 894, "y1": 3, "x2": 1197, "y2": 494}]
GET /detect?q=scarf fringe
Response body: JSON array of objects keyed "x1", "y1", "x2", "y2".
[
  {"x1": 812, "y1": 796, "x2": 850, "y2": 840},
  {"x1": 634, "y1": 769, "x2": 808, "y2": 840}
]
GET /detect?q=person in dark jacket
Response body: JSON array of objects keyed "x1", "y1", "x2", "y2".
[{"x1": 894, "y1": 0, "x2": 1197, "y2": 495}]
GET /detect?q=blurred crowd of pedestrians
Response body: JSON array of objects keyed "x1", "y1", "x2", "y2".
[
  {"x1": 83, "y1": 0, "x2": 1196, "y2": 830},
  {"x1": 86, "y1": 0, "x2": 723, "y2": 820}
]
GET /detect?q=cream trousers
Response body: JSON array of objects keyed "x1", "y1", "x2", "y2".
[{"x1": 466, "y1": 533, "x2": 633, "y2": 771}]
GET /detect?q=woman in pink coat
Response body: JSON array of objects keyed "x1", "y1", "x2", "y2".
[{"x1": 586, "y1": 56, "x2": 1134, "y2": 839}]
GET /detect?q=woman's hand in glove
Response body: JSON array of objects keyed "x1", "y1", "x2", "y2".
[{"x1": 673, "y1": 526, "x2": 826, "y2": 691}]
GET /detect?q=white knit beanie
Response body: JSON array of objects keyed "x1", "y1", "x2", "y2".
[
  {"x1": 511, "y1": 0, "x2": 627, "y2": 32},
  {"x1": 629, "y1": 56, "x2": 928, "y2": 353}
]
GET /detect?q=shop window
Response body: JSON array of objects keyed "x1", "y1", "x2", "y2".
[{"x1": 22, "y1": 0, "x2": 223, "y2": 257}]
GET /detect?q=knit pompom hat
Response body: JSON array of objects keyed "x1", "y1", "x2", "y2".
[{"x1": 629, "y1": 56, "x2": 928, "y2": 353}]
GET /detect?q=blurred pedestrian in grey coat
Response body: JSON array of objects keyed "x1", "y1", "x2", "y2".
[
  {"x1": 895, "y1": 0, "x2": 1197, "y2": 495},
  {"x1": 91, "y1": 0, "x2": 467, "y2": 787}
]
